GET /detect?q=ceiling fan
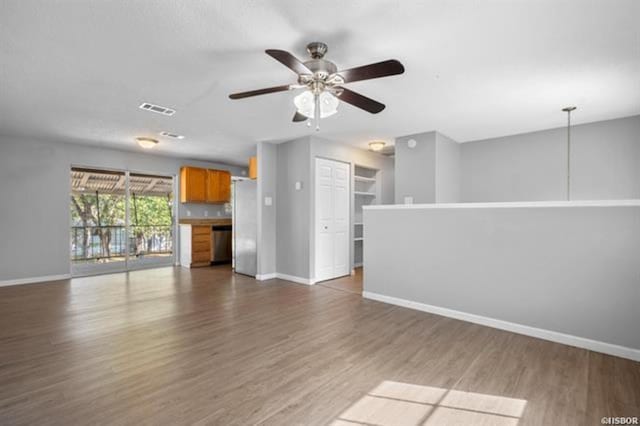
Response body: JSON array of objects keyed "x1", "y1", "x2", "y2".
[{"x1": 228, "y1": 42, "x2": 405, "y2": 130}]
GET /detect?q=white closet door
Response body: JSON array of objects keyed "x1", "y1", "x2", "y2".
[{"x1": 315, "y1": 158, "x2": 350, "y2": 282}]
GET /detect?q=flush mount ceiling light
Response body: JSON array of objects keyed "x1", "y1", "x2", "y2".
[
  {"x1": 229, "y1": 42, "x2": 405, "y2": 131},
  {"x1": 136, "y1": 137, "x2": 159, "y2": 149},
  {"x1": 368, "y1": 141, "x2": 386, "y2": 151}
]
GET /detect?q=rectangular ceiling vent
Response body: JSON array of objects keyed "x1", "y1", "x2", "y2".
[
  {"x1": 160, "y1": 131, "x2": 185, "y2": 139},
  {"x1": 139, "y1": 102, "x2": 176, "y2": 116}
]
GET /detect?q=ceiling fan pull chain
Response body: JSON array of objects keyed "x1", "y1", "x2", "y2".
[{"x1": 314, "y1": 93, "x2": 321, "y2": 131}]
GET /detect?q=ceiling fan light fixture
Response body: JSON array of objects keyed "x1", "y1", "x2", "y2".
[
  {"x1": 294, "y1": 91, "x2": 339, "y2": 119},
  {"x1": 136, "y1": 137, "x2": 159, "y2": 149},
  {"x1": 368, "y1": 140, "x2": 386, "y2": 151}
]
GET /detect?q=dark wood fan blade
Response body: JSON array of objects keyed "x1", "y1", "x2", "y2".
[
  {"x1": 335, "y1": 87, "x2": 385, "y2": 114},
  {"x1": 338, "y1": 59, "x2": 405, "y2": 83},
  {"x1": 292, "y1": 111, "x2": 307, "y2": 122},
  {"x1": 265, "y1": 49, "x2": 312, "y2": 75},
  {"x1": 229, "y1": 84, "x2": 291, "y2": 99}
]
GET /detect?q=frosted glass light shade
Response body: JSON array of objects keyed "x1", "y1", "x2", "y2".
[
  {"x1": 136, "y1": 137, "x2": 158, "y2": 149},
  {"x1": 294, "y1": 91, "x2": 339, "y2": 119}
]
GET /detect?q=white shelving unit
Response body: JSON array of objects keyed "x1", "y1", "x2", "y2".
[{"x1": 353, "y1": 164, "x2": 380, "y2": 268}]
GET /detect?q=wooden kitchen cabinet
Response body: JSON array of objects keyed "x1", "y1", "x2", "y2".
[
  {"x1": 180, "y1": 167, "x2": 230, "y2": 204},
  {"x1": 179, "y1": 224, "x2": 212, "y2": 267},
  {"x1": 180, "y1": 167, "x2": 207, "y2": 203},
  {"x1": 248, "y1": 156, "x2": 257, "y2": 179},
  {"x1": 206, "y1": 169, "x2": 231, "y2": 203}
]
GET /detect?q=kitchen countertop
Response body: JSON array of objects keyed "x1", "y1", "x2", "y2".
[{"x1": 178, "y1": 218, "x2": 232, "y2": 226}]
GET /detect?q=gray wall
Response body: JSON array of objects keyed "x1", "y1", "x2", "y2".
[
  {"x1": 275, "y1": 137, "x2": 312, "y2": 279},
  {"x1": 363, "y1": 203, "x2": 640, "y2": 354},
  {"x1": 461, "y1": 115, "x2": 640, "y2": 202},
  {"x1": 395, "y1": 130, "x2": 462, "y2": 204},
  {"x1": 257, "y1": 142, "x2": 277, "y2": 276},
  {"x1": 271, "y1": 135, "x2": 395, "y2": 280},
  {"x1": 395, "y1": 131, "x2": 436, "y2": 204},
  {"x1": 435, "y1": 132, "x2": 461, "y2": 203},
  {"x1": 0, "y1": 135, "x2": 246, "y2": 281}
]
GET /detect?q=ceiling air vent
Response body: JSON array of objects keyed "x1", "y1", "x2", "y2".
[
  {"x1": 160, "y1": 131, "x2": 185, "y2": 139},
  {"x1": 139, "y1": 102, "x2": 176, "y2": 116}
]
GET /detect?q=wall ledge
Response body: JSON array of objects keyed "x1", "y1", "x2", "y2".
[
  {"x1": 364, "y1": 199, "x2": 640, "y2": 210},
  {"x1": 363, "y1": 291, "x2": 640, "y2": 362}
]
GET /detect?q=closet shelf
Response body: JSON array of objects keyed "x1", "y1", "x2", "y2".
[
  {"x1": 355, "y1": 176, "x2": 377, "y2": 183},
  {"x1": 354, "y1": 191, "x2": 376, "y2": 196}
]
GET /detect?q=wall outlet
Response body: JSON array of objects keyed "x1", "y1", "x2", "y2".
[
  {"x1": 186, "y1": 210, "x2": 192, "y2": 217},
  {"x1": 295, "y1": 181, "x2": 302, "y2": 191},
  {"x1": 204, "y1": 210, "x2": 209, "y2": 217},
  {"x1": 217, "y1": 211, "x2": 221, "y2": 216},
  {"x1": 404, "y1": 196, "x2": 414, "y2": 205},
  {"x1": 264, "y1": 196, "x2": 273, "y2": 206}
]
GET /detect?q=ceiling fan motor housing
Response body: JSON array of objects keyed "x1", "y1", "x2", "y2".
[
  {"x1": 302, "y1": 42, "x2": 339, "y2": 83},
  {"x1": 306, "y1": 42, "x2": 328, "y2": 59}
]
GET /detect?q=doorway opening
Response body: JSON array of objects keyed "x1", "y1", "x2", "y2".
[{"x1": 70, "y1": 167, "x2": 175, "y2": 276}]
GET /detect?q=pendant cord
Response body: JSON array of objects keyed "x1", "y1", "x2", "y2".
[
  {"x1": 314, "y1": 94, "x2": 320, "y2": 131},
  {"x1": 567, "y1": 109, "x2": 571, "y2": 201},
  {"x1": 562, "y1": 106, "x2": 576, "y2": 201}
]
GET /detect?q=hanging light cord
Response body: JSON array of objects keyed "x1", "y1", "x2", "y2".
[
  {"x1": 562, "y1": 106, "x2": 576, "y2": 201},
  {"x1": 314, "y1": 93, "x2": 321, "y2": 131}
]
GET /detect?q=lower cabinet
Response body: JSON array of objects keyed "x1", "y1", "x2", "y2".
[{"x1": 179, "y1": 225, "x2": 212, "y2": 268}]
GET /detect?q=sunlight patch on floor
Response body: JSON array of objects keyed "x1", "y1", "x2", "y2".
[{"x1": 332, "y1": 380, "x2": 527, "y2": 426}]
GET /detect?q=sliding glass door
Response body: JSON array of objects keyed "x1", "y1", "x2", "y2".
[
  {"x1": 70, "y1": 167, "x2": 175, "y2": 276},
  {"x1": 127, "y1": 173, "x2": 174, "y2": 270}
]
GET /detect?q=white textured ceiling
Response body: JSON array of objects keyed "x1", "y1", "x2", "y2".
[{"x1": 1, "y1": 0, "x2": 639, "y2": 165}]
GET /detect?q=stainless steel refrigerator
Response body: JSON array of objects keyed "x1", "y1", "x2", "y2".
[{"x1": 232, "y1": 179, "x2": 257, "y2": 277}]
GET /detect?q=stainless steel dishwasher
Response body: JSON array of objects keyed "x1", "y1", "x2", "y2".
[{"x1": 211, "y1": 224, "x2": 232, "y2": 265}]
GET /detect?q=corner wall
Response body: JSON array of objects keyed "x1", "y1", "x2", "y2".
[
  {"x1": 256, "y1": 142, "x2": 278, "y2": 277},
  {"x1": 435, "y1": 132, "x2": 461, "y2": 203},
  {"x1": 275, "y1": 137, "x2": 312, "y2": 279},
  {"x1": 395, "y1": 131, "x2": 461, "y2": 204},
  {"x1": 394, "y1": 132, "x2": 436, "y2": 204}
]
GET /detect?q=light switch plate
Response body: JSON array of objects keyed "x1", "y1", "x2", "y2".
[
  {"x1": 404, "y1": 196, "x2": 414, "y2": 204},
  {"x1": 295, "y1": 181, "x2": 302, "y2": 191},
  {"x1": 204, "y1": 210, "x2": 209, "y2": 217},
  {"x1": 264, "y1": 196, "x2": 273, "y2": 206}
]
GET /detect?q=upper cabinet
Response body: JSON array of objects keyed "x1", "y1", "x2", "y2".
[
  {"x1": 180, "y1": 167, "x2": 207, "y2": 203},
  {"x1": 207, "y1": 169, "x2": 231, "y2": 203},
  {"x1": 180, "y1": 167, "x2": 231, "y2": 204},
  {"x1": 248, "y1": 156, "x2": 257, "y2": 180}
]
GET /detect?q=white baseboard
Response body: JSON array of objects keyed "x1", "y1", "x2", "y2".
[
  {"x1": 275, "y1": 273, "x2": 316, "y2": 285},
  {"x1": 256, "y1": 273, "x2": 277, "y2": 281},
  {"x1": 362, "y1": 291, "x2": 640, "y2": 362},
  {"x1": 0, "y1": 274, "x2": 72, "y2": 288}
]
